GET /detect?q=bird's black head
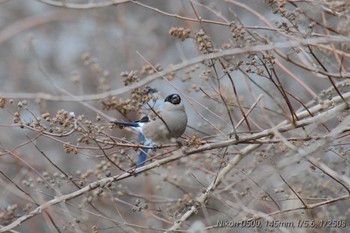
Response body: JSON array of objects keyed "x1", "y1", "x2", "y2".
[{"x1": 164, "y1": 94, "x2": 181, "y2": 105}]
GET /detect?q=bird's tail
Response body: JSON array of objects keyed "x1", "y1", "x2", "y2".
[
  {"x1": 110, "y1": 121, "x2": 140, "y2": 127},
  {"x1": 111, "y1": 116, "x2": 149, "y2": 128}
]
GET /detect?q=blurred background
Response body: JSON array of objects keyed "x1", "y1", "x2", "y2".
[{"x1": 0, "y1": 0, "x2": 349, "y2": 232}]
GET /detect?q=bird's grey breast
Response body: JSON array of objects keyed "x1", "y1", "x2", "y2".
[{"x1": 142, "y1": 108, "x2": 187, "y2": 143}]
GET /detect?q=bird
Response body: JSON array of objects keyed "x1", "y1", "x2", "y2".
[{"x1": 111, "y1": 93, "x2": 188, "y2": 170}]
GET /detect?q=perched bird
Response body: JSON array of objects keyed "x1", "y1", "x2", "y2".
[{"x1": 111, "y1": 93, "x2": 188, "y2": 170}]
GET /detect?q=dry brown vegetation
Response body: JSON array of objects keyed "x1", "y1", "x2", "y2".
[{"x1": 0, "y1": 0, "x2": 350, "y2": 232}]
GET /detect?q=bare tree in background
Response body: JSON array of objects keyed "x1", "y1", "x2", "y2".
[{"x1": 0, "y1": 0, "x2": 349, "y2": 232}]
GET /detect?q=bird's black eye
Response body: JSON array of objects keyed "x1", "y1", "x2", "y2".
[
  {"x1": 165, "y1": 94, "x2": 181, "y2": 105},
  {"x1": 171, "y1": 95, "x2": 180, "y2": 104}
]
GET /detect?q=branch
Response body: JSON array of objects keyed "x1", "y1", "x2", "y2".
[
  {"x1": 0, "y1": 36, "x2": 349, "y2": 101},
  {"x1": 2, "y1": 86, "x2": 350, "y2": 232}
]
